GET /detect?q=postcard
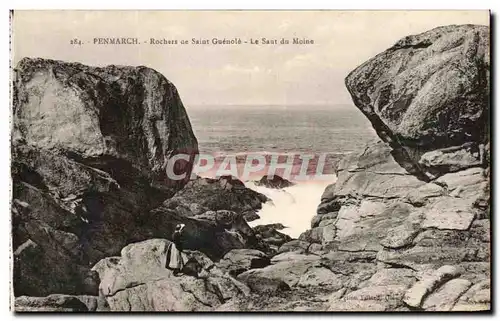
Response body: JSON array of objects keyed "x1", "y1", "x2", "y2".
[{"x1": 10, "y1": 10, "x2": 491, "y2": 312}]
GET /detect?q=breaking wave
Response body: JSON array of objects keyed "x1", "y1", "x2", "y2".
[{"x1": 245, "y1": 175, "x2": 337, "y2": 238}]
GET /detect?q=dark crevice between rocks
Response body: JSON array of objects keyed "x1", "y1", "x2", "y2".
[
  {"x1": 389, "y1": 147, "x2": 430, "y2": 182},
  {"x1": 425, "y1": 163, "x2": 482, "y2": 178},
  {"x1": 380, "y1": 261, "x2": 418, "y2": 272},
  {"x1": 347, "y1": 170, "x2": 411, "y2": 176},
  {"x1": 336, "y1": 248, "x2": 379, "y2": 254},
  {"x1": 403, "y1": 303, "x2": 424, "y2": 312},
  {"x1": 392, "y1": 40, "x2": 433, "y2": 50},
  {"x1": 123, "y1": 294, "x2": 132, "y2": 311},
  {"x1": 402, "y1": 199, "x2": 426, "y2": 208},
  {"x1": 250, "y1": 257, "x2": 271, "y2": 269},
  {"x1": 353, "y1": 194, "x2": 403, "y2": 202},
  {"x1": 107, "y1": 280, "x2": 155, "y2": 297},
  {"x1": 228, "y1": 268, "x2": 247, "y2": 278},
  {"x1": 11, "y1": 163, "x2": 48, "y2": 192},
  {"x1": 449, "y1": 284, "x2": 474, "y2": 310},
  {"x1": 381, "y1": 240, "x2": 418, "y2": 252}
]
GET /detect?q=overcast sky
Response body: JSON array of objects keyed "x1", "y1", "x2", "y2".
[{"x1": 12, "y1": 10, "x2": 489, "y2": 106}]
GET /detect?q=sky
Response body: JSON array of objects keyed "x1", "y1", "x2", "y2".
[{"x1": 12, "y1": 10, "x2": 489, "y2": 106}]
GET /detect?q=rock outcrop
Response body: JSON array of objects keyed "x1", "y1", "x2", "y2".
[
  {"x1": 11, "y1": 58, "x2": 261, "y2": 298},
  {"x1": 252, "y1": 224, "x2": 292, "y2": 253},
  {"x1": 345, "y1": 24, "x2": 490, "y2": 178},
  {"x1": 306, "y1": 138, "x2": 490, "y2": 311},
  {"x1": 92, "y1": 239, "x2": 250, "y2": 311},
  {"x1": 310, "y1": 24, "x2": 490, "y2": 311},
  {"x1": 162, "y1": 175, "x2": 267, "y2": 219},
  {"x1": 254, "y1": 175, "x2": 295, "y2": 189}
]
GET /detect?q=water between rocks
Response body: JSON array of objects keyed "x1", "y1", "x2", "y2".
[{"x1": 246, "y1": 175, "x2": 337, "y2": 238}]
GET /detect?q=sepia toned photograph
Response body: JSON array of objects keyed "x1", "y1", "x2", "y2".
[{"x1": 9, "y1": 10, "x2": 491, "y2": 312}]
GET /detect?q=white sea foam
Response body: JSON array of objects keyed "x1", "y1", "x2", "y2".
[{"x1": 245, "y1": 175, "x2": 337, "y2": 238}]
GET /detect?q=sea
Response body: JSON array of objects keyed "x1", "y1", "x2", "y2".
[{"x1": 187, "y1": 104, "x2": 378, "y2": 237}]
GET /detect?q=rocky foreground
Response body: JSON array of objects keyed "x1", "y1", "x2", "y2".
[{"x1": 13, "y1": 24, "x2": 490, "y2": 312}]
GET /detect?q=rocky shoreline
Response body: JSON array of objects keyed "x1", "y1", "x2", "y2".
[{"x1": 12, "y1": 24, "x2": 490, "y2": 312}]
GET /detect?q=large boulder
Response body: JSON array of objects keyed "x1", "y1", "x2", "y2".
[
  {"x1": 92, "y1": 239, "x2": 250, "y2": 311},
  {"x1": 345, "y1": 25, "x2": 490, "y2": 178},
  {"x1": 13, "y1": 57, "x2": 198, "y2": 186},
  {"x1": 11, "y1": 58, "x2": 203, "y2": 297}
]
